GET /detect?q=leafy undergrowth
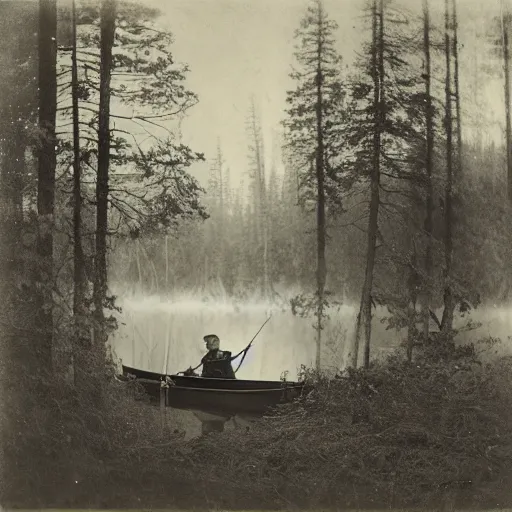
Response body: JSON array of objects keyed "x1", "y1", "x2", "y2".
[
  {"x1": 0, "y1": 350, "x2": 196, "y2": 509},
  {"x1": 2, "y1": 338, "x2": 512, "y2": 510},
  {"x1": 182, "y1": 340, "x2": 512, "y2": 510}
]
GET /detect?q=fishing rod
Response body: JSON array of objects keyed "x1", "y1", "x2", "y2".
[{"x1": 232, "y1": 315, "x2": 272, "y2": 373}]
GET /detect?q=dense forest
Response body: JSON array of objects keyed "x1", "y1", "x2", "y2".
[{"x1": 1, "y1": 0, "x2": 512, "y2": 508}]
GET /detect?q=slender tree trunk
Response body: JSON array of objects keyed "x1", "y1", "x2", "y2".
[
  {"x1": 71, "y1": 0, "x2": 89, "y2": 383},
  {"x1": 472, "y1": 24, "x2": 482, "y2": 154},
  {"x1": 407, "y1": 239, "x2": 419, "y2": 362},
  {"x1": 133, "y1": 244, "x2": 142, "y2": 290},
  {"x1": 249, "y1": 103, "x2": 270, "y2": 298},
  {"x1": 37, "y1": 0, "x2": 58, "y2": 371},
  {"x1": 502, "y1": 1, "x2": 512, "y2": 201},
  {"x1": 1, "y1": 122, "x2": 25, "y2": 267},
  {"x1": 72, "y1": 0, "x2": 85, "y2": 316},
  {"x1": 215, "y1": 141, "x2": 227, "y2": 287},
  {"x1": 140, "y1": 241, "x2": 158, "y2": 293},
  {"x1": 441, "y1": 0, "x2": 455, "y2": 333},
  {"x1": 165, "y1": 234, "x2": 169, "y2": 292},
  {"x1": 249, "y1": 104, "x2": 260, "y2": 244},
  {"x1": 217, "y1": 142, "x2": 224, "y2": 216},
  {"x1": 423, "y1": 0, "x2": 434, "y2": 342},
  {"x1": 259, "y1": 151, "x2": 269, "y2": 298},
  {"x1": 248, "y1": 102, "x2": 270, "y2": 297},
  {"x1": 500, "y1": 2, "x2": 512, "y2": 302},
  {"x1": 204, "y1": 253, "x2": 209, "y2": 290},
  {"x1": 355, "y1": 0, "x2": 383, "y2": 370},
  {"x1": 352, "y1": 311, "x2": 362, "y2": 368},
  {"x1": 267, "y1": 163, "x2": 278, "y2": 295},
  {"x1": 315, "y1": 2, "x2": 327, "y2": 372},
  {"x1": 263, "y1": 221, "x2": 270, "y2": 296},
  {"x1": 260, "y1": 170, "x2": 270, "y2": 299},
  {"x1": 93, "y1": 0, "x2": 116, "y2": 350},
  {"x1": 452, "y1": 0, "x2": 462, "y2": 173}
]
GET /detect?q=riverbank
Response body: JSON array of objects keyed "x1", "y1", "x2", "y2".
[{"x1": 2, "y1": 335, "x2": 512, "y2": 510}]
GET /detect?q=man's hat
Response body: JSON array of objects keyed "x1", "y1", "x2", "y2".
[{"x1": 203, "y1": 334, "x2": 219, "y2": 342}]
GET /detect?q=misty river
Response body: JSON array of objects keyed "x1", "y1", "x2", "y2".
[{"x1": 110, "y1": 292, "x2": 512, "y2": 382}]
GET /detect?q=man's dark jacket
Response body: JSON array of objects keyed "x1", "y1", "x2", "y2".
[{"x1": 201, "y1": 349, "x2": 236, "y2": 379}]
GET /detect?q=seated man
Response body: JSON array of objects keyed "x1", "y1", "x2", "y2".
[{"x1": 201, "y1": 334, "x2": 236, "y2": 379}]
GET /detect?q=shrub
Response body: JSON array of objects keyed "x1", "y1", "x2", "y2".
[
  {"x1": 1, "y1": 348, "x2": 192, "y2": 508},
  {"x1": 183, "y1": 340, "x2": 512, "y2": 509}
]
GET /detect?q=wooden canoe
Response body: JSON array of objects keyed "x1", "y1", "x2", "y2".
[{"x1": 121, "y1": 364, "x2": 305, "y2": 418}]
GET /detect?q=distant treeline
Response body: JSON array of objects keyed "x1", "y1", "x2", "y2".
[{"x1": 112, "y1": 141, "x2": 510, "y2": 309}]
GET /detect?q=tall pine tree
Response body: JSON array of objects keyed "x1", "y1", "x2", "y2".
[{"x1": 283, "y1": 0, "x2": 345, "y2": 370}]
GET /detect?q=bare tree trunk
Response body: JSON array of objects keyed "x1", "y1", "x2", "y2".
[
  {"x1": 441, "y1": 0, "x2": 455, "y2": 333},
  {"x1": 263, "y1": 222, "x2": 270, "y2": 296},
  {"x1": 356, "y1": 0, "x2": 383, "y2": 370},
  {"x1": 502, "y1": 1, "x2": 512, "y2": 201},
  {"x1": 204, "y1": 253, "x2": 209, "y2": 291},
  {"x1": 217, "y1": 142, "x2": 224, "y2": 217},
  {"x1": 249, "y1": 101, "x2": 270, "y2": 298},
  {"x1": 314, "y1": 2, "x2": 327, "y2": 372},
  {"x1": 472, "y1": 28, "x2": 482, "y2": 154},
  {"x1": 1, "y1": 123, "x2": 25, "y2": 276},
  {"x1": 259, "y1": 153, "x2": 270, "y2": 299},
  {"x1": 423, "y1": 0, "x2": 434, "y2": 342},
  {"x1": 351, "y1": 311, "x2": 362, "y2": 368},
  {"x1": 93, "y1": 0, "x2": 116, "y2": 351},
  {"x1": 71, "y1": 0, "x2": 90, "y2": 384},
  {"x1": 165, "y1": 234, "x2": 169, "y2": 292},
  {"x1": 72, "y1": 0, "x2": 85, "y2": 316},
  {"x1": 452, "y1": 0, "x2": 462, "y2": 172},
  {"x1": 37, "y1": 0, "x2": 58, "y2": 371},
  {"x1": 215, "y1": 141, "x2": 228, "y2": 289},
  {"x1": 139, "y1": 240, "x2": 158, "y2": 293},
  {"x1": 135, "y1": 243, "x2": 143, "y2": 290},
  {"x1": 407, "y1": 239, "x2": 420, "y2": 362},
  {"x1": 500, "y1": 2, "x2": 512, "y2": 303},
  {"x1": 71, "y1": 0, "x2": 89, "y2": 384},
  {"x1": 467, "y1": 16, "x2": 483, "y2": 154},
  {"x1": 267, "y1": 160, "x2": 279, "y2": 297}
]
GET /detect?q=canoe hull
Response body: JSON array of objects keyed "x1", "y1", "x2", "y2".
[
  {"x1": 121, "y1": 364, "x2": 304, "y2": 418},
  {"x1": 165, "y1": 380, "x2": 303, "y2": 417}
]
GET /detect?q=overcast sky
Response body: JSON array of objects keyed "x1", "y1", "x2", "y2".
[
  {"x1": 135, "y1": 0, "x2": 363, "y2": 187},
  {"x1": 131, "y1": 0, "x2": 505, "y2": 189}
]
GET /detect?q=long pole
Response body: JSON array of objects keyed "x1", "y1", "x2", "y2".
[{"x1": 165, "y1": 235, "x2": 169, "y2": 291}]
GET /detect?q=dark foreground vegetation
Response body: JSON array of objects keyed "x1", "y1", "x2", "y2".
[{"x1": 2, "y1": 337, "x2": 512, "y2": 510}]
